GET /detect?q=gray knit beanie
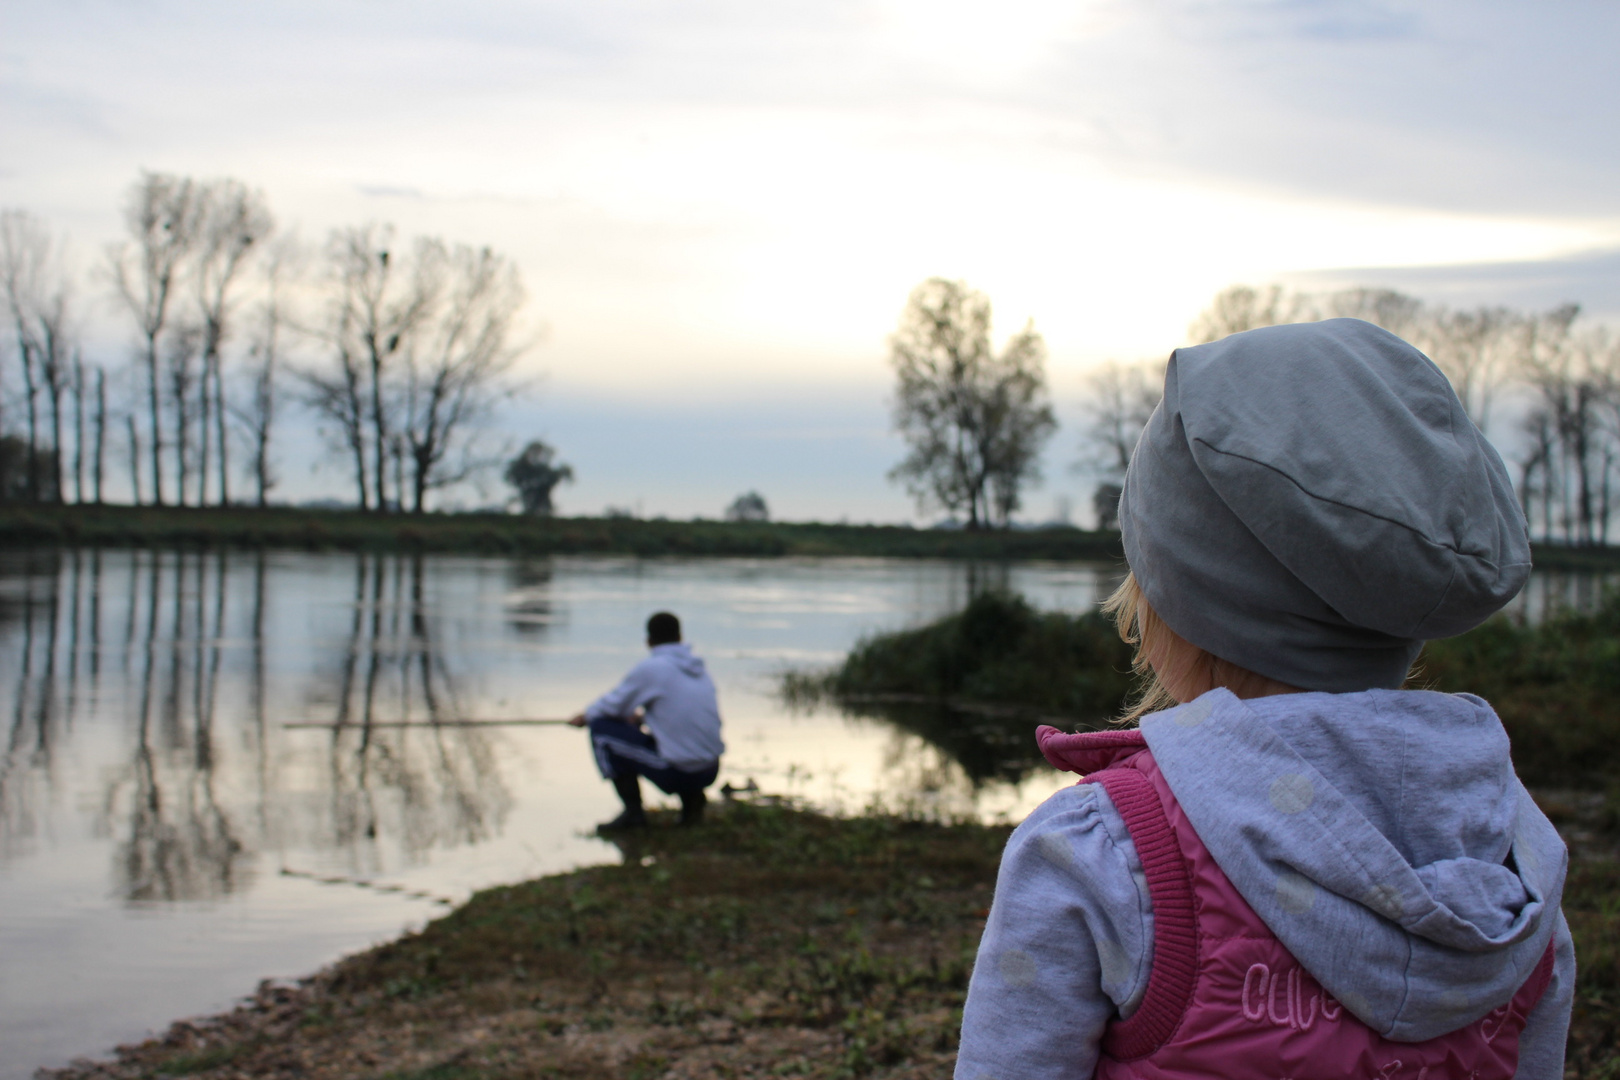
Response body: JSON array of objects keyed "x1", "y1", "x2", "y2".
[{"x1": 1119, "y1": 318, "x2": 1531, "y2": 693}]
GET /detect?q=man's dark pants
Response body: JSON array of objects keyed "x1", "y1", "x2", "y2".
[{"x1": 588, "y1": 717, "x2": 718, "y2": 819}]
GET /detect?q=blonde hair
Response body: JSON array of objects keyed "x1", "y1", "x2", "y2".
[{"x1": 1102, "y1": 572, "x2": 1299, "y2": 723}]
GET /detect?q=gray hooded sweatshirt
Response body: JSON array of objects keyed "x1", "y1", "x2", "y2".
[{"x1": 955, "y1": 688, "x2": 1574, "y2": 1079}]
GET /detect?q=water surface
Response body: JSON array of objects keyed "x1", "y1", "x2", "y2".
[{"x1": 0, "y1": 550, "x2": 1118, "y2": 1077}]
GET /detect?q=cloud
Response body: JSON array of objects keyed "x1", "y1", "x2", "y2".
[
  {"x1": 4, "y1": 0, "x2": 1619, "y2": 431},
  {"x1": 7, "y1": 0, "x2": 1618, "y2": 218},
  {"x1": 355, "y1": 184, "x2": 425, "y2": 200},
  {"x1": 1289, "y1": 245, "x2": 1620, "y2": 322}
]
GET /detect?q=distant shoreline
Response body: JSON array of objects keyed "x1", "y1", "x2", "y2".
[
  {"x1": 1, "y1": 504, "x2": 1617, "y2": 568},
  {"x1": 0, "y1": 504, "x2": 1127, "y2": 561}
]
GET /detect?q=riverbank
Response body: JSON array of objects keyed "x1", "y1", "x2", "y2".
[
  {"x1": 0, "y1": 504, "x2": 1124, "y2": 560},
  {"x1": 45, "y1": 803, "x2": 1007, "y2": 1080},
  {"x1": 40, "y1": 800, "x2": 1620, "y2": 1079}
]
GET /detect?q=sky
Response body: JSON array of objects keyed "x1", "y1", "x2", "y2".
[{"x1": 3, "y1": 0, "x2": 1620, "y2": 522}]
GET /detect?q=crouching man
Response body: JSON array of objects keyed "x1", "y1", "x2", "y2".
[{"x1": 568, "y1": 611, "x2": 725, "y2": 831}]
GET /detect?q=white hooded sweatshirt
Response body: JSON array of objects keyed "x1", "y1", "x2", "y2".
[{"x1": 584, "y1": 643, "x2": 725, "y2": 769}]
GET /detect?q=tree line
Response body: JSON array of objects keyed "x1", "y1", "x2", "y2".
[
  {"x1": 890, "y1": 278, "x2": 1620, "y2": 544},
  {"x1": 0, "y1": 172, "x2": 528, "y2": 512},
  {"x1": 1082, "y1": 284, "x2": 1620, "y2": 544},
  {"x1": 6, "y1": 189, "x2": 1615, "y2": 541}
]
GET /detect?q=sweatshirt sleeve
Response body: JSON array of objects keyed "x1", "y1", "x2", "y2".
[
  {"x1": 584, "y1": 658, "x2": 658, "y2": 721},
  {"x1": 955, "y1": 782, "x2": 1155, "y2": 1080},
  {"x1": 1513, "y1": 909, "x2": 1575, "y2": 1080}
]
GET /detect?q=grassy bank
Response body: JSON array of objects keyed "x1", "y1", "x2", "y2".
[
  {"x1": 1421, "y1": 602, "x2": 1620, "y2": 790},
  {"x1": 43, "y1": 802, "x2": 1619, "y2": 1078},
  {"x1": 47, "y1": 803, "x2": 1006, "y2": 1080},
  {"x1": 8, "y1": 504, "x2": 1620, "y2": 567},
  {"x1": 0, "y1": 504, "x2": 1125, "y2": 560},
  {"x1": 793, "y1": 589, "x2": 1620, "y2": 794}
]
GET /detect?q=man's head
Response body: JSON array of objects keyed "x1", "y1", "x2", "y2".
[{"x1": 646, "y1": 611, "x2": 681, "y2": 647}]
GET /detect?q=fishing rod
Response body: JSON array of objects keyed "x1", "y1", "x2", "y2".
[{"x1": 282, "y1": 718, "x2": 577, "y2": 730}]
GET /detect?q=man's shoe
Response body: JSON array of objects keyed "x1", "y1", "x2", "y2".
[
  {"x1": 596, "y1": 808, "x2": 648, "y2": 833},
  {"x1": 678, "y1": 791, "x2": 707, "y2": 827}
]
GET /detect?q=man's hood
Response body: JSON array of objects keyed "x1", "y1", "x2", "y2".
[
  {"x1": 651, "y1": 642, "x2": 707, "y2": 677},
  {"x1": 1141, "y1": 688, "x2": 1566, "y2": 1042}
]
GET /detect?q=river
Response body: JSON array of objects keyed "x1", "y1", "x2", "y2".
[{"x1": 0, "y1": 549, "x2": 1128, "y2": 1077}]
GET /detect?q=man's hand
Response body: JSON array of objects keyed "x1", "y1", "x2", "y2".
[{"x1": 567, "y1": 713, "x2": 588, "y2": 727}]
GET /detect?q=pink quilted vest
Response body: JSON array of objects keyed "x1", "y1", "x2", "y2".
[{"x1": 1037, "y1": 727, "x2": 1555, "y2": 1080}]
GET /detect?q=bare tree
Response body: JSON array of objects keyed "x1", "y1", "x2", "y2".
[
  {"x1": 92, "y1": 367, "x2": 107, "y2": 504},
  {"x1": 1419, "y1": 306, "x2": 1519, "y2": 434},
  {"x1": 400, "y1": 244, "x2": 523, "y2": 512},
  {"x1": 1317, "y1": 287, "x2": 1424, "y2": 339},
  {"x1": 1078, "y1": 360, "x2": 1164, "y2": 480},
  {"x1": 125, "y1": 412, "x2": 143, "y2": 505},
  {"x1": 192, "y1": 180, "x2": 273, "y2": 506},
  {"x1": 234, "y1": 236, "x2": 299, "y2": 507},
  {"x1": 302, "y1": 336, "x2": 370, "y2": 510},
  {"x1": 1188, "y1": 285, "x2": 1313, "y2": 344},
  {"x1": 1075, "y1": 359, "x2": 1164, "y2": 529},
  {"x1": 1514, "y1": 305, "x2": 1615, "y2": 546},
  {"x1": 1190, "y1": 283, "x2": 1530, "y2": 437},
  {"x1": 165, "y1": 322, "x2": 205, "y2": 504},
  {"x1": 110, "y1": 173, "x2": 201, "y2": 506},
  {"x1": 888, "y1": 278, "x2": 1056, "y2": 528},
  {"x1": 1587, "y1": 328, "x2": 1620, "y2": 545},
  {"x1": 1516, "y1": 404, "x2": 1552, "y2": 538},
  {"x1": 72, "y1": 351, "x2": 86, "y2": 502},
  {"x1": 306, "y1": 228, "x2": 525, "y2": 512},
  {"x1": 0, "y1": 211, "x2": 45, "y2": 500},
  {"x1": 36, "y1": 296, "x2": 71, "y2": 503},
  {"x1": 315, "y1": 225, "x2": 441, "y2": 511},
  {"x1": 0, "y1": 210, "x2": 75, "y2": 503}
]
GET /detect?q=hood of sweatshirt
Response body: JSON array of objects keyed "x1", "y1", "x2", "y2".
[
  {"x1": 1139, "y1": 688, "x2": 1566, "y2": 1042},
  {"x1": 651, "y1": 642, "x2": 707, "y2": 678}
]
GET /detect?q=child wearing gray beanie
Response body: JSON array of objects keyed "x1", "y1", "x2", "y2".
[{"x1": 956, "y1": 319, "x2": 1573, "y2": 1080}]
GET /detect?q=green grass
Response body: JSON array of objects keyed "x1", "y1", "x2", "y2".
[
  {"x1": 1420, "y1": 596, "x2": 1620, "y2": 789},
  {"x1": 1565, "y1": 856, "x2": 1620, "y2": 1076},
  {"x1": 332, "y1": 803, "x2": 1002, "y2": 998}
]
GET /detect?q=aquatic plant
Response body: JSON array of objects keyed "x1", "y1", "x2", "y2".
[{"x1": 784, "y1": 590, "x2": 1137, "y2": 784}]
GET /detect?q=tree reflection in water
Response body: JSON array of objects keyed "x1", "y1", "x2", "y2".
[
  {"x1": 504, "y1": 558, "x2": 556, "y2": 638},
  {"x1": 117, "y1": 551, "x2": 247, "y2": 902},
  {"x1": 0, "y1": 551, "x2": 61, "y2": 864},
  {"x1": 314, "y1": 554, "x2": 512, "y2": 870},
  {"x1": 0, "y1": 549, "x2": 513, "y2": 905}
]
